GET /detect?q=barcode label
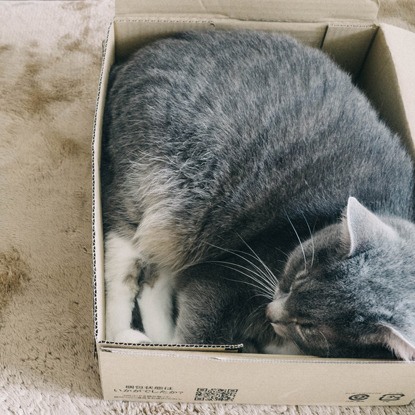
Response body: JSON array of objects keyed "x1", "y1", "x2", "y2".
[{"x1": 194, "y1": 387, "x2": 238, "y2": 402}]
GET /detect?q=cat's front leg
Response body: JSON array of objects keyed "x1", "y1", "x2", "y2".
[
  {"x1": 136, "y1": 267, "x2": 176, "y2": 343},
  {"x1": 104, "y1": 231, "x2": 151, "y2": 343}
]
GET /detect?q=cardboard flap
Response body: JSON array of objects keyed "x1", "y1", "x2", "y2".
[
  {"x1": 98, "y1": 348, "x2": 415, "y2": 405},
  {"x1": 377, "y1": 24, "x2": 415, "y2": 155},
  {"x1": 116, "y1": 0, "x2": 379, "y2": 23},
  {"x1": 99, "y1": 342, "x2": 244, "y2": 353},
  {"x1": 322, "y1": 24, "x2": 377, "y2": 76},
  {"x1": 358, "y1": 24, "x2": 415, "y2": 157}
]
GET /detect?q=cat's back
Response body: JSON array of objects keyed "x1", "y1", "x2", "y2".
[
  {"x1": 104, "y1": 30, "x2": 354, "y2": 158},
  {"x1": 102, "y1": 30, "x2": 414, "y2": 263}
]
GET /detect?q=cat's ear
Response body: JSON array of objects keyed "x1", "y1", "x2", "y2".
[
  {"x1": 376, "y1": 324, "x2": 415, "y2": 361},
  {"x1": 342, "y1": 197, "x2": 398, "y2": 257}
]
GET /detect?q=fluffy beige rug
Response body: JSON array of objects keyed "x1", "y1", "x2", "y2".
[{"x1": 1, "y1": 0, "x2": 414, "y2": 413}]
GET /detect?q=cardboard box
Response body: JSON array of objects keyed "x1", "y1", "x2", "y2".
[{"x1": 92, "y1": 0, "x2": 415, "y2": 405}]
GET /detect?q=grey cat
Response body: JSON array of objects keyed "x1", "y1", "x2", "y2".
[{"x1": 101, "y1": 30, "x2": 415, "y2": 360}]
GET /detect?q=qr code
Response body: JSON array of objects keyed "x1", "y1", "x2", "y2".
[{"x1": 194, "y1": 388, "x2": 238, "y2": 402}]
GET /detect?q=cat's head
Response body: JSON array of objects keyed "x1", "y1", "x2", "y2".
[{"x1": 267, "y1": 197, "x2": 415, "y2": 360}]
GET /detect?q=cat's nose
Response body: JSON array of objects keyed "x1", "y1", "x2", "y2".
[
  {"x1": 266, "y1": 295, "x2": 289, "y2": 322},
  {"x1": 266, "y1": 302, "x2": 277, "y2": 321},
  {"x1": 265, "y1": 304, "x2": 272, "y2": 321}
]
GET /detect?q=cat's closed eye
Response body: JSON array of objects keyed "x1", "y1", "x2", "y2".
[
  {"x1": 296, "y1": 321, "x2": 313, "y2": 329},
  {"x1": 290, "y1": 272, "x2": 310, "y2": 291}
]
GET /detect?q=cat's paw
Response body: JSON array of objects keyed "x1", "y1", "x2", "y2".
[{"x1": 113, "y1": 329, "x2": 153, "y2": 344}]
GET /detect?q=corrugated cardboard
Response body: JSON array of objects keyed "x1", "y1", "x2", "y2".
[
  {"x1": 115, "y1": 0, "x2": 379, "y2": 23},
  {"x1": 98, "y1": 349, "x2": 415, "y2": 405},
  {"x1": 92, "y1": 0, "x2": 415, "y2": 405},
  {"x1": 359, "y1": 24, "x2": 415, "y2": 158}
]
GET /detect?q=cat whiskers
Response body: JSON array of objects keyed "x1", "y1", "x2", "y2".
[
  {"x1": 210, "y1": 261, "x2": 275, "y2": 301},
  {"x1": 204, "y1": 242, "x2": 278, "y2": 300},
  {"x1": 285, "y1": 212, "x2": 307, "y2": 272},
  {"x1": 302, "y1": 213, "x2": 315, "y2": 269},
  {"x1": 235, "y1": 233, "x2": 279, "y2": 290},
  {"x1": 274, "y1": 246, "x2": 290, "y2": 261},
  {"x1": 243, "y1": 303, "x2": 270, "y2": 337},
  {"x1": 317, "y1": 329, "x2": 330, "y2": 358},
  {"x1": 209, "y1": 239, "x2": 278, "y2": 301}
]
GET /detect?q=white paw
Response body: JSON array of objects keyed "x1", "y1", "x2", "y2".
[{"x1": 114, "y1": 329, "x2": 153, "y2": 344}]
